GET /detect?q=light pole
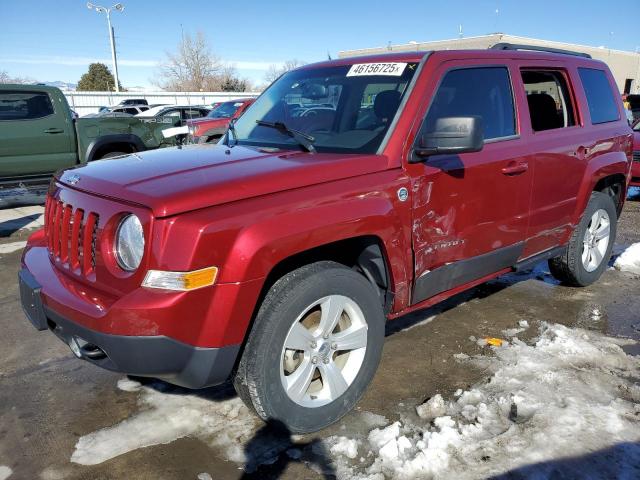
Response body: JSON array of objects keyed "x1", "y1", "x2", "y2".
[{"x1": 87, "y1": 2, "x2": 124, "y2": 92}]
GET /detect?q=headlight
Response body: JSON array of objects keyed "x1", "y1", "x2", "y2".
[{"x1": 115, "y1": 214, "x2": 144, "y2": 271}]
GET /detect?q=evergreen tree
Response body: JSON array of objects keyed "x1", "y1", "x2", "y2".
[{"x1": 77, "y1": 63, "x2": 123, "y2": 91}]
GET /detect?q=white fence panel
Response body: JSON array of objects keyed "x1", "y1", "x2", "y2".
[{"x1": 65, "y1": 91, "x2": 260, "y2": 116}]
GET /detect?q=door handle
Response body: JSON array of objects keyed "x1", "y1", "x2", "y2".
[
  {"x1": 44, "y1": 128, "x2": 64, "y2": 134},
  {"x1": 501, "y1": 162, "x2": 529, "y2": 175}
]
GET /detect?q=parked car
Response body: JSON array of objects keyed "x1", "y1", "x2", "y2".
[
  {"x1": 19, "y1": 46, "x2": 633, "y2": 434},
  {"x1": 626, "y1": 94, "x2": 640, "y2": 122},
  {"x1": 135, "y1": 104, "x2": 209, "y2": 123},
  {"x1": 187, "y1": 98, "x2": 255, "y2": 143},
  {"x1": 108, "y1": 105, "x2": 149, "y2": 115},
  {"x1": 632, "y1": 120, "x2": 640, "y2": 187},
  {"x1": 0, "y1": 85, "x2": 207, "y2": 188},
  {"x1": 115, "y1": 98, "x2": 148, "y2": 106}
]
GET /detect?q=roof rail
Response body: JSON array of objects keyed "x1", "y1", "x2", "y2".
[{"x1": 490, "y1": 42, "x2": 592, "y2": 59}]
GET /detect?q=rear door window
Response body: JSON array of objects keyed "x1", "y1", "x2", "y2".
[
  {"x1": 578, "y1": 68, "x2": 619, "y2": 124},
  {"x1": 0, "y1": 91, "x2": 54, "y2": 120},
  {"x1": 522, "y1": 70, "x2": 576, "y2": 132},
  {"x1": 424, "y1": 67, "x2": 516, "y2": 140}
]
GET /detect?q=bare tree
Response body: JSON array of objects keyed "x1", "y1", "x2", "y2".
[
  {"x1": 0, "y1": 70, "x2": 35, "y2": 84},
  {"x1": 154, "y1": 31, "x2": 248, "y2": 92},
  {"x1": 263, "y1": 59, "x2": 306, "y2": 84}
]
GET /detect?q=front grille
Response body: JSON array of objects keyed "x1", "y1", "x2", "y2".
[
  {"x1": 44, "y1": 196, "x2": 99, "y2": 276},
  {"x1": 633, "y1": 151, "x2": 640, "y2": 163}
]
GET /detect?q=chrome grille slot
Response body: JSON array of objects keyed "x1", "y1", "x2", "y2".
[{"x1": 45, "y1": 196, "x2": 99, "y2": 277}]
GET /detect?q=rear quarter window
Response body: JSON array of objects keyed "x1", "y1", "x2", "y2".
[
  {"x1": 0, "y1": 91, "x2": 55, "y2": 120},
  {"x1": 578, "y1": 68, "x2": 619, "y2": 124}
]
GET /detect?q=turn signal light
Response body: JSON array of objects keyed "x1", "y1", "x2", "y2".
[{"x1": 142, "y1": 266, "x2": 218, "y2": 291}]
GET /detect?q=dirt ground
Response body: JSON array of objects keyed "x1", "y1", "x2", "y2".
[{"x1": 0, "y1": 190, "x2": 638, "y2": 480}]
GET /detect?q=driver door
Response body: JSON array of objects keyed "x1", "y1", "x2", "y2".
[{"x1": 406, "y1": 63, "x2": 533, "y2": 304}]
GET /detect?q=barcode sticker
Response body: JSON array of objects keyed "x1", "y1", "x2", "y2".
[{"x1": 346, "y1": 63, "x2": 407, "y2": 77}]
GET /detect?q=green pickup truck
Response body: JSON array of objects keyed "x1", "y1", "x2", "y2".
[{"x1": 0, "y1": 84, "x2": 209, "y2": 188}]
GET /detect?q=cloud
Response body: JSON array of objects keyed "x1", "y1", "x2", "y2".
[
  {"x1": 0, "y1": 55, "x2": 157, "y2": 67},
  {"x1": 1, "y1": 55, "x2": 284, "y2": 71}
]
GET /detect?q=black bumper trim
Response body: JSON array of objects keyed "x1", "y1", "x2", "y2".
[{"x1": 43, "y1": 306, "x2": 240, "y2": 389}]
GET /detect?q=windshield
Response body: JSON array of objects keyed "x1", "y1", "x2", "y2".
[
  {"x1": 633, "y1": 120, "x2": 640, "y2": 131},
  {"x1": 232, "y1": 62, "x2": 418, "y2": 154},
  {"x1": 208, "y1": 101, "x2": 244, "y2": 119}
]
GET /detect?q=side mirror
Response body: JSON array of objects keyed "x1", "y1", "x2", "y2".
[{"x1": 412, "y1": 116, "x2": 484, "y2": 160}]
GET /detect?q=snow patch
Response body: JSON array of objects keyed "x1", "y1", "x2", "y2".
[
  {"x1": 416, "y1": 394, "x2": 447, "y2": 420},
  {"x1": 402, "y1": 315, "x2": 437, "y2": 332},
  {"x1": 614, "y1": 242, "x2": 640, "y2": 274},
  {"x1": 329, "y1": 323, "x2": 640, "y2": 479},
  {"x1": 0, "y1": 241, "x2": 26, "y2": 255},
  {"x1": 116, "y1": 377, "x2": 142, "y2": 392},
  {"x1": 71, "y1": 383, "x2": 257, "y2": 465},
  {"x1": 330, "y1": 437, "x2": 359, "y2": 459},
  {"x1": 196, "y1": 474, "x2": 212, "y2": 480},
  {"x1": 0, "y1": 466, "x2": 11, "y2": 480},
  {"x1": 357, "y1": 411, "x2": 388, "y2": 429}
]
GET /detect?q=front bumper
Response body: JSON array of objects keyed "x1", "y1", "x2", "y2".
[{"x1": 19, "y1": 266, "x2": 241, "y2": 389}]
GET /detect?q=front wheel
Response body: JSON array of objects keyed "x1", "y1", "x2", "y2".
[
  {"x1": 549, "y1": 191, "x2": 617, "y2": 286},
  {"x1": 233, "y1": 261, "x2": 385, "y2": 433}
]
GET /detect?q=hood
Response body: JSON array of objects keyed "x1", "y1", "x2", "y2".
[{"x1": 58, "y1": 145, "x2": 389, "y2": 217}]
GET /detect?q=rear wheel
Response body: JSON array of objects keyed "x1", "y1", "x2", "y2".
[
  {"x1": 549, "y1": 191, "x2": 617, "y2": 286},
  {"x1": 233, "y1": 261, "x2": 385, "y2": 433}
]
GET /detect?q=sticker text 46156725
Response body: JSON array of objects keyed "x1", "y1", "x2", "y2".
[{"x1": 346, "y1": 63, "x2": 407, "y2": 77}]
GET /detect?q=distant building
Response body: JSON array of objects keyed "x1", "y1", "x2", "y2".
[{"x1": 339, "y1": 34, "x2": 640, "y2": 94}]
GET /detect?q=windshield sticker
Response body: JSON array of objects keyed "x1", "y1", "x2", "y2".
[{"x1": 346, "y1": 62, "x2": 407, "y2": 77}]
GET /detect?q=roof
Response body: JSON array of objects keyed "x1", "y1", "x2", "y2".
[
  {"x1": 0, "y1": 83, "x2": 63, "y2": 93},
  {"x1": 300, "y1": 47, "x2": 605, "y2": 74}
]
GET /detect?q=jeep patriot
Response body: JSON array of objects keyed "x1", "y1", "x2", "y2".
[{"x1": 20, "y1": 45, "x2": 633, "y2": 433}]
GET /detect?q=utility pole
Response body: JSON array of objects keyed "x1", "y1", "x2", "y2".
[{"x1": 87, "y1": 2, "x2": 125, "y2": 92}]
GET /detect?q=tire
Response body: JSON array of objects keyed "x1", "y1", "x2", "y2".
[
  {"x1": 548, "y1": 191, "x2": 617, "y2": 286},
  {"x1": 233, "y1": 261, "x2": 385, "y2": 433},
  {"x1": 99, "y1": 151, "x2": 128, "y2": 159}
]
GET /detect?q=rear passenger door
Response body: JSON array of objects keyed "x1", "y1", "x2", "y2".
[
  {"x1": 408, "y1": 64, "x2": 533, "y2": 304},
  {"x1": 0, "y1": 90, "x2": 76, "y2": 179},
  {"x1": 516, "y1": 63, "x2": 587, "y2": 257}
]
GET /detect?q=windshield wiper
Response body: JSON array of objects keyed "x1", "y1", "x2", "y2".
[{"x1": 255, "y1": 120, "x2": 316, "y2": 153}]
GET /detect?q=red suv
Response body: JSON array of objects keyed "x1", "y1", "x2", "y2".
[
  {"x1": 20, "y1": 45, "x2": 633, "y2": 433},
  {"x1": 187, "y1": 98, "x2": 255, "y2": 143}
]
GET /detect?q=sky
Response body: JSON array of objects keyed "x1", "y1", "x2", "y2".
[{"x1": 1, "y1": 0, "x2": 639, "y2": 90}]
